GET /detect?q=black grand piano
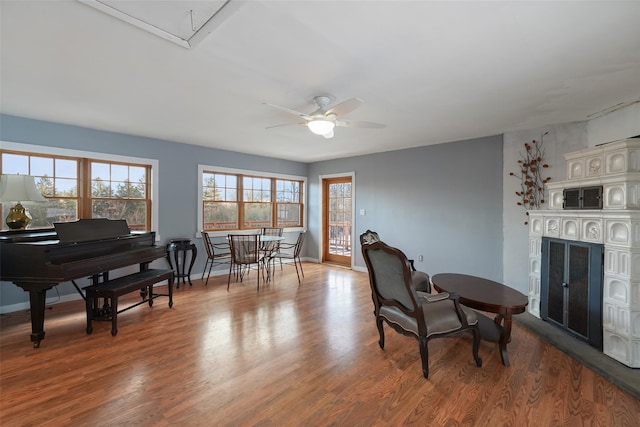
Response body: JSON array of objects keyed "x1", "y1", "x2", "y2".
[{"x1": 0, "y1": 218, "x2": 167, "y2": 347}]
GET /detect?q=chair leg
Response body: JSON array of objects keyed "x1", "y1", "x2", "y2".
[
  {"x1": 376, "y1": 316, "x2": 385, "y2": 349},
  {"x1": 471, "y1": 326, "x2": 482, "y2": 367},
  {"x1": 201, "y1": 258, "x2": 211, "y2": 280},
  {"x1": 295, "y1": 256, "x2": 304, "y2": 281},
  {"x1": 418, "y1": 336, "x2": 429, "y2": 378},
  {"x1": 204, "y1": 260, "x2": 214, "y2": 286},
  {"x1": 227, "y1": 262, "x2": 234, "y2": 291},
  {"x1": 256, "y1": 262, "x2": 260, "y2": 291},
  {"x1": 293, "y1": 259, "x2": 301, "y2": 284}
]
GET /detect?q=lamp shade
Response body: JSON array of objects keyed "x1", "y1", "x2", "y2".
[
  {"x1": 307, "y1": 119, "x2": 335, "y2": 136},
  {"x1": 0, "y1": 175, "x2": 47, "y2": 203}
]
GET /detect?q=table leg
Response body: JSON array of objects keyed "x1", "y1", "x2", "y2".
[
  {"x1": 493, "y1": 313, "x2": 513, "y2": 367},
  {"x1": 186, "y1": 244, "x2": 197, "y2": 286}
]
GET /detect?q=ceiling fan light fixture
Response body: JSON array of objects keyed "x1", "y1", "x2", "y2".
[{"x1": 307, "y1": 119, "x2": 335, "y2": 136}]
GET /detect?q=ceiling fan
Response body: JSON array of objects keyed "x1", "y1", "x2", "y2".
[{"x1": 263, "y1": 96, "x2": 386, "y2": 139}]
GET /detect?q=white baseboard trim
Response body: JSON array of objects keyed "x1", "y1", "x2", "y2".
[{"x1": 0, "y1": 292, "x2": 84, "y2": 315}]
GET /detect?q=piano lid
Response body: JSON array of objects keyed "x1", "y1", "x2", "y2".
[{"x1": 54, "y1": 218, "x2": 131, "y2": 243}]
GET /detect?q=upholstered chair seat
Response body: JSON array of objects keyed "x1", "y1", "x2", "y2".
[{"x1": 379, "y1": 292, "x2": 478, "y2": 338}]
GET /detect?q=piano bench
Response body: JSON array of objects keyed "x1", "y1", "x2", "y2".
[{"x1": 85, "y1": 269, "x2": 174, "y2": 336}]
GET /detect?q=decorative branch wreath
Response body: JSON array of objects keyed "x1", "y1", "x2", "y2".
[{"x1": 509, "y1": 132, "x2": 551, "y2": 225}]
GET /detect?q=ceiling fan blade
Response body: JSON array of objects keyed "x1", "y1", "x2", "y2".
[
  {"x1": 265, "y1": 122, "x2": 304, "y2": 129},
  {"x1": 262, "y1": 102, "x2": 312, "y2": 120},
  {"x1": 325, "y1": 98, "x2": 363, "y2": 117},
  {"x1": 336, "y1": 119, "x2": 386, "y2": 129}
]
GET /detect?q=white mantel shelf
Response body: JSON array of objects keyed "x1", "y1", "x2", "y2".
[{"x1": 528, "y1": 138, "x2": 640, "y2": 368}]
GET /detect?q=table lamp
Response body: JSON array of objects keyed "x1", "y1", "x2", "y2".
[{"x1": 0, "y1": 174, "x2": 47, "y2": 230}]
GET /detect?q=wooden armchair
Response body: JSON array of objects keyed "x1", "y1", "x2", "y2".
[
  {"x1": 360, "y1": 236, "x2": 482, "y2": 378},
  {"x1": 359, "y1": 230, "x2": 430, "y2": 293}
]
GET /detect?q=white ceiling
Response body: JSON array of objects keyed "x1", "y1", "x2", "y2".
[{"x1": 2, "y1": 0, "x2": 640, "y2": 163}]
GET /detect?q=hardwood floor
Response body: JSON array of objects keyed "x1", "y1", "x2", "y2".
[{"x1": 1, "y1": 263, "x2": 639, "y2": 426}]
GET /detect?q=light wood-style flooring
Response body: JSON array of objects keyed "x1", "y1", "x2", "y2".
[{"x1": 1, "y1": 263, "x2": 639, "y2": 426}]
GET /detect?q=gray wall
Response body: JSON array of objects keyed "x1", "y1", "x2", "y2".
[
  {"x1": 308, "y1": 135, "x2": 505, "y2": 282},
  {"x1": 0, "y1": 114, "x2": 308, "y2": 310}
]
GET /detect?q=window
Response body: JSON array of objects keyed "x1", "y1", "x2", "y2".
[
  {"x1": 200, "y1": 167, "x2": 305, "y2": 232},
  {"x1": 90, "y1": 161, "x2": 150, "y2": 231},
  {"x1": 243, "y1": 176, "x2": 272, "y2": 228},
  {"x1": 202, "y1": 172, "x2": 238, "y2": 230},
  {"x1": 276, "y1": 179, "x2": 302, "y2": 227},
  {"x1": 1, "y1": 148, "x2": 153, "y2": 231}
]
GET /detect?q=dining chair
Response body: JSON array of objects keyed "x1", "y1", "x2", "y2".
[
  {"x1": 260, "y1": 227, "x2": 283, "y2": 276},
  {"x1": 360, "y1": 235, "x2": 482, "y2": 378},
  {"x1": 261, "y1": 227, "x2": 284, "y2": 237},
  {"x1": 227, "y1": 234, "x2": 262, "y2": 291},
  {"x1": 260, "y1": 227, "x2": 283, "y2": 253},
  {"x1": 201, "y1": 231, "x2": 232, "y2": 285},
  {"x1": 269, "y1": 231, "x2": 306, "y2": 284}
]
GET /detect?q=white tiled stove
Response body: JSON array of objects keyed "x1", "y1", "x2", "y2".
[{"x1": 528, "y1": 138, "x2": 640, "y2": 367}]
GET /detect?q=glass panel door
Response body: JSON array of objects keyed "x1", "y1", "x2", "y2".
[{"x1": 322, "y1": 176, "x2": 352, "y2": 267}]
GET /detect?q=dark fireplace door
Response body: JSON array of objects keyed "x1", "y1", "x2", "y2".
[{"x1": 540, "y1": 237, "x2": 604, "y2": 350}]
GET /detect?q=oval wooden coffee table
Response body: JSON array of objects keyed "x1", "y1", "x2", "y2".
[{"x1": 431, "y1": 273, "x2": 528, "y2": 367}]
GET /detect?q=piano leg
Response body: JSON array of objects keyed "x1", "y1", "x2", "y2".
[{"x1": 26, "y1": 287, "x2": 50, "y2": 348}]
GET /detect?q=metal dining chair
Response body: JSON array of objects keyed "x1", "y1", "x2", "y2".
[
  {"x1": 260, "y1": 227, "x2": 283, "y2": 278},
  {"x1": 201, "y1": 231, "x2": 232, "y2": 285},
  {"x1": 269, "y1": 231, "x2": 306, "y2": 284},
  {"x1": 227, "y1": 234, "x2": 262, "y2": 290}
]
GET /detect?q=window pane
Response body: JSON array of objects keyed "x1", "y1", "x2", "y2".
[
  {"x1": 130, "y1": 182, "x2": 146, "y2": 198},
  {"x1": 204, "y1": 172, "x2": 237, "y2": 202},
  {"x1": 243, "y1": 176, "x2": 270, "y2": 202},
  {"x1": 56, "y1": 159, "x2": 77, "y2": 178},
  {"x1": 31, "y1": 156, "x2": 54, "y2": 176},
  {"x1": 92, "y1": 162, "x2": 110, "y2": 179},
  {"x1": 55, "y1": 178, "x2": 78, "y2": 197},
  {"x1": 276, "y1": 179, "x2": 300, "y2": 202},
  {"x1": 92, "y1": 178, "x2": 110, "y2": 197},
  {"x1": 35, "y1": 176, "x2": 55, "y2": 197},
  {"x1": 129, "y1": 166, "x2": 146, "y2": 183},
  {"x1": 243, "y1": 202, "x2": 271, "y2": 228},
  {"x1": 204, "y1": 201, "x2": 238, "y2": 230},
  {"x1": 276, "y1": 204, "x2": 301, "y2": 227},
  {"x1": 26, "y1": 199, "x2": 78, "y2": 228},
  {"x1": 111, "y1": 164, "x2": 128, "y2": 181},
  {"x1": 2, "y1": 153, "x2": 29, "y2": 174},
  {"x1": 92, "y1": 199, "x2": 147, "y2": 230},
  {"x1": 111, "y1": 182, "x2": 120, "y2": 197}
]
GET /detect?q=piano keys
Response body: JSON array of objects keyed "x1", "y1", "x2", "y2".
[{"x1": 0, "y1": 218, "x2": 167, "y2": 347}]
